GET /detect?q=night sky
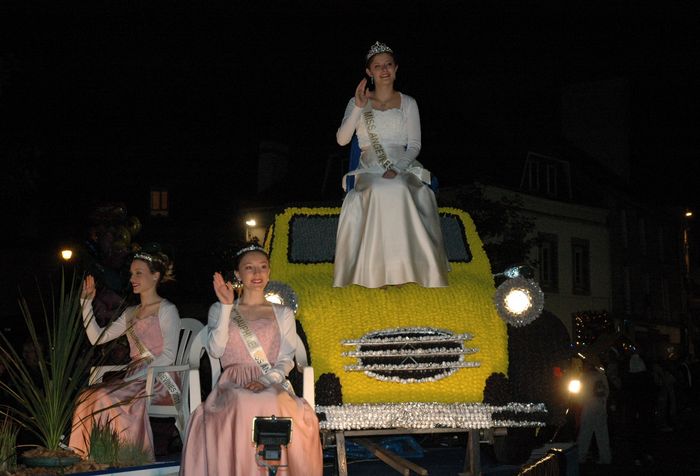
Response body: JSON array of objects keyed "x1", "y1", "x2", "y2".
[{"x1": 2, "y1": 1, "x2": 700, "y2": 248}]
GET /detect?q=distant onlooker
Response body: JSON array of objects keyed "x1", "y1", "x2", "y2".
[
  {"x1": 577, "y1": 360, "x2": 611, "y2": 465},
  {"x1": 673, "y1": 355, "x2": 694, "y2": 413},
  {"x1": 625, "y1": 351, "x2": 655, "y2": 466},
  {"x1": 603, "y1": 348, "x2": 624, "y2": 435},
  {"x1": 651, "y1": 360, "x2": 676, "y2": 431}
]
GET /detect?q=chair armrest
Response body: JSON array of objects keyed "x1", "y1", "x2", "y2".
[
  {"x1": 188, "y1": 368, "x2": 202, "y2": 412},
  {"x1": 302, "y1": 366, "x2": 314, "y2": 410},
  {"x1": 89, "y1": 365, "x2": 128, "y2": 385}
]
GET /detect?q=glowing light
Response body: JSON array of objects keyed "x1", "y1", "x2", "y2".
[
  {"x1": 245, "y1": 218, "x2": 258, "y2": 241},
  {"x1": 685, "y1": 211, "x2": 693, "y2": 218},
  {"x1": 504, "y1": 289, "x2": 531, "y2": 315},
  {"x1": 494, "y1": 276, "x2": 544, "y2": 327},
  {"x1": 568, "y1": 379, "x2": 581, "y2": 394},
  {"x1": 265, "y1": 293, "x2": 283, "y2": 305},
  {"x1": 263, "y1": 281, "x2": 298, "y2": 313},
  {"x1": 60, "y1": 249, "x2": 73, "y2": 261}
]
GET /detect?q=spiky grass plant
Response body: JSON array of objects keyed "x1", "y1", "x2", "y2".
[
  {"x1": 0, "y1": 270, "x2": 117, "y2": 451},
  {"x1": 88, "y1": 418, "x2": 120, "y2": 465},
  {"x1": 116, "y1": 441, "x2": 152, "y2": 466},
  {"x1": 88, "y1": 418, "x2": 151, "y2": 467},
  {"x1": 0, "y1": 411, "x2": 19, "y2": 471}
]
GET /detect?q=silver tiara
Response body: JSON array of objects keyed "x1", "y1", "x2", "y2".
[
  {"x1": 366, "y1": 41, "x2": 393, "y2": 60},
  {"x1": 235, "y1": 245, "x2": 267, "y2": 257},
  {"x1": 134, "y1": 251, "x2": 162, "y2": 265}
]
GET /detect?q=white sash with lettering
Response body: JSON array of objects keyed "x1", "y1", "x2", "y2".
[
  {"x1": 125, "y1": 309, "x2": 184, "y2": 433},
  {"x1": 231, "y1": 303, "x2": 294, "y2": 395},
  {"x1": 342, "y1": 103, "x2": 431, "y2": 191}
]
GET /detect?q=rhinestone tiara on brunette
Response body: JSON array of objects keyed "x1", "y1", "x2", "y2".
[
  {"x1": 366, "y1": 41, "x2": 393, "y2": 60},
  {"x1": 235, "y1": 245, "x2": 267, "y2": 257},
  {"x1": 133, "y1": 251, "x2": 164, "y2": 265}
]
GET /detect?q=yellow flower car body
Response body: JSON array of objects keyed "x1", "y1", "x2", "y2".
[{"x1": 266, "y1": 207, "x2": 507, "y2": 404}]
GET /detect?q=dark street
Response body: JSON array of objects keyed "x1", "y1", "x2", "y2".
[{"x1": 311, "y1": 402, "x2": 700, "y2": 475}]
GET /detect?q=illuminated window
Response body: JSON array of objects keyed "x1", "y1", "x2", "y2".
[{"x1": 150, "y1": 188, "x2": 169, "y2": 217}]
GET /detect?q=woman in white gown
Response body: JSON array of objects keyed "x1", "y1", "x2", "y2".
[{"x1": 334, "y1": 41, "x2": 449, "y2": 288}]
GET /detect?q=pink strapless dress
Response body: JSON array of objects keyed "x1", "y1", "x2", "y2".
[
  {"x1": 69, "y1": 314, "x2": 179, "y2": 460},
  {"x1": 180, "y1": 317, "x2": 322, "y2": 475}
]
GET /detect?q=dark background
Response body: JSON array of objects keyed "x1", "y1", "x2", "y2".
[{"x1": 1, "y1": 1, "x2": 699, "y2": 312}]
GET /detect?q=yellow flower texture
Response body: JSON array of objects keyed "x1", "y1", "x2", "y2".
[{"x1": 268, "y1": 207, "x2": 508, "y2": 404}]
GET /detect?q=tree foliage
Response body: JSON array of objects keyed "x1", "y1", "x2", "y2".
[{"x1": 441, "y1": 183, "x2": 537, "y2": 273}]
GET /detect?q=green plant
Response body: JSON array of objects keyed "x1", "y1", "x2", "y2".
[
  {"x1": 116, "y1": 441, "x2": 152, "y2": 466},
  {"x1": 88, "y1": 418, "x2": 120, "y2": 465},
  {"x1": 0, "y1": 411, "x2": 19, "y2": 471},
  {"x1": 0, "y1": 270, "x2": 116, "y2": 451},
  {"x1": 88, "y1": 418, "x2": 151, "y2": 467}
]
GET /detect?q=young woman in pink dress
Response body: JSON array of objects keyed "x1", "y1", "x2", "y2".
[
  {"x1": 180, "y1": 245, "x2": 323, "y2": 475},
  {"x1": 69, "y1": 248, "x2": 181, "y2": 461}
]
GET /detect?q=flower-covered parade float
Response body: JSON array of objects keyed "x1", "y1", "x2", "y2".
[{"x1": 261, "y1": 207, "x2": 554, "y2": 474}]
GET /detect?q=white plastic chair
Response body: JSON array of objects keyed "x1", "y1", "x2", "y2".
[
  {"x1": 188, "y1": 327, "x2": 315, "y2": 410},
  {"x1": 294, "y1": 333, "x2": 316, "y2": 409},
  {"x1": 144, "y1": 318, "x2": 204, "y2": 442},
  {"x1": 180, "y1": 325, "x2": 220, "y2": 413},
  {"x1": 89, "y1": 318, "x2": 205, "y2": 443}
]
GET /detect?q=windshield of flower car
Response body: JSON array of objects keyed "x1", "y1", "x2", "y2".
[{"x1": 285, "y1": 212, "x2": 472, "y2": 264}]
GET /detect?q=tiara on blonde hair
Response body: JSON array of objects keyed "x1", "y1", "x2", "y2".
[{"x1": 366, "y1": 41, "x2": 393, "y2": 60}]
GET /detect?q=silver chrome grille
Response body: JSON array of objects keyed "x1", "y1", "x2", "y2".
[{"x1": 342, "y1": 327, "x2": 480, "y2": 383}]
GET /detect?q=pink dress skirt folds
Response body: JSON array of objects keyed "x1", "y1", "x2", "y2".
[
  {"x1": 69, "y1": 313, "x2": 179, "y2": 460},
  {"x1": 180, "y1": 311, "x2": 322, "y2": 475}
]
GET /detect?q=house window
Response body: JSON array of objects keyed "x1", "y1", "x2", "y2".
[
  {"x1": 520, "y1": 152, "x2": 572, "y2": 199},
  {"x1": 538, "y1": 233, "x2": 559, "y2": 292},
  {"x1": 150, "y1": 188, "x2": 169, "y2": 217},
  {"x1": 525, "y1": 160, "x2": 539, "y2": 191},
  {"x1": 572, "y1": 238, "x2": 590, "y2": 295}
]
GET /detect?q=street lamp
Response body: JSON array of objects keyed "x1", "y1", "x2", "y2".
[
  {"x1": 60, "y1": 249, "x2": 74, "y2": 261},
  {"x1": 245, "y1": 218, "x2": 257, "y2": 242}
]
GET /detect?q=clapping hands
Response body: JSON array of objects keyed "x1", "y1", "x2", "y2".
[{"x1": 213, "y1": 272, "x2": 236, "y2": 305}]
